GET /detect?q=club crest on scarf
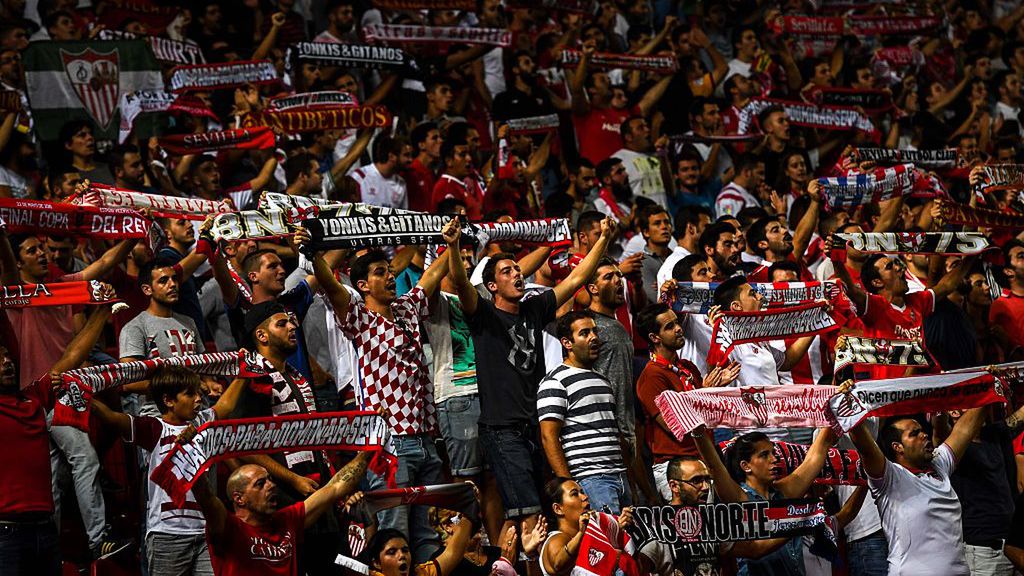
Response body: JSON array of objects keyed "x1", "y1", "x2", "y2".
[
  {"x1": 741, "y1": 387, "x2": 770, "y2": 425},
  {"x1": 674, "y1": 506, "x2": 702, "y2": 541},
  {"x1": 587, "y1": 549, "x2": 604, "y2": 566},
  {"x1": 832, "y1": 390, "x2": 866, "y2": 419},
  {"x1": 61, "y1": 47, "x2": 120, "y2": 129}
]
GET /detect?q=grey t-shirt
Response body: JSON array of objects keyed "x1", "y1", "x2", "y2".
[
  {"x1": 119, "y1": 311, "x2": 205, "y2": 416},
  {"x1": 591, "y1": 311, "x2": 635, "y2": 442}
]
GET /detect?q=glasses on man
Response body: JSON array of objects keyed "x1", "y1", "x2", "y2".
[{"x1": 672, "y1": 475, "x2": 713, "y2": 488}]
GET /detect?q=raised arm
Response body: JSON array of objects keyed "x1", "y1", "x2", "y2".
[
  {"x1": 212, "y1": 377, "x2": 249, "y2": 420},
  {"x1": 552, "y1": 217, "x2": 614, "y2": 306},
  {"x1": 874, "y1": 195, "x2": 904, "y2": 233},
  {"x1": 414, "y1": 219, "x2": 459, "y2": 297},
  {"x1": 518, "y1": 245, "x2": 553, "y2": 279},
  {"x1": 692, "y1": 427, "x2": 749, "y2": 503},
  {"x1": 637, "y1": 75, "x2": 673, "y2": 117},
  {"x1": 248, "y1": 155, "x2": 279, "y2": 194},
  {"x1": 252, "y1": 12, "x2": 284, "y2": 61},
  {"x1": 448, "y1": 230, "x2": 479, "y2": 317},
  {"x1": 329, "y1": 129, "x2": 373, "y2": 186},
  {"x1": 943, "y1": 406, "x2": 986, "y2": 464},
  {"x1": 90, "y1": 397, "x2": 132, "y2": 437},
  {"x1": 81, "y1": 239, "x2": 138, "y2": 282},
  {"x1": 569, "y1": 42, "x2": 593, "y2": 116},
  {"x1": 791, "y1": 182, "x2": 821, "y2": 261},
  {"x1": 435, "y1": 513, "x2": 475, "y2": 576},
  {"x1": 303, "y1": 451, "x2": 372, "y2": 528},
  {"x1": 311, "y1": 247, "x2": 351, "y2": 317},
  {"x1": 848, "y1": 419, "x2": 887, "y2": 479},
  {"x1": 776, "y1": 428, "x2": 835, "y2": 498},
  {"x1": 931, "y1": 254, "x2": 977, "y2": 303},
  {"x1": 191, "y1": 462, "x2": 229, "y2": 543},
  {"x1": 827, "y1": 239, "x2": 868, "y2": 312},
  {"x1": 53, "y1": 302, "x2": 112, "y2": 374}
]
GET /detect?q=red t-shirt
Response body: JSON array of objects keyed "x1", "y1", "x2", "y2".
[
  {"x1": 5, "y1": 267, "x2": 83, "y2": 388},
  {"x1": 0, "y1": 376, "x2": 53, "y2": 516},
  {"x1": 990, "y1": 292, "x2": 1024, "y2": 353},
  {"x1": 861, "y1": 290, "x2": 935, "y2": 379},
  {"x1": 403, "y1": 159, "x2": 436, "y2": 213},
  {"x1": 208, "y1": 502, "x2": 305, "y2": 576},
  {"x1": 636, "y1": 359, "x2": 699, "y2": 461},
  {"x1": 431, "y1": 174, "x2": 483, "y2": 220},
  {"x1": 573, "y1": 105, "x2": 635, "y2": 164}
]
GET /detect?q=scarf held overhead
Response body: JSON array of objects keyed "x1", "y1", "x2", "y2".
[
  {"x1": 0, "y1": 197, "x2": 152, "y2": 240},
  {"x1": 75, "y1": 183, "x2": 232, "y2": 220},
  {"x1": 936, "y1": 201, "x2": 1024, "y2": 230},
  {"x1": 0, "y1": 281, "x2": 119, "y2": 309},
  {"x1": 668, "y1": 281, "x2": 839, "y2": 314},
  {"x1": 268, "y1": 91, "x2": 357, "y2": 110},
  {"x1": 831, "y1": 231, "x2": 990, "y2": 255},
  {"x1": 53, "y1": 351, "x2": 276, "y2": 430},
  {"x1": 356, "y1": 483, "x2": 478, "y2": 520},
  {"x1": 151, "y1": 411, "x2": 396, "y2": 507},
  {"x1": 363, "y1": 24, "x2": 512, "y2": 47},
  {"x1": 240, "y1": 106, "x2": 391, "y2": 133},
  {"x1": 289, "y1": 42, "x2": 411, "y2": 70},
  {"x1": 818, "y1": 164, "x2": 917, "y2": 209},
  {"x1": 707, "y1": 301, "x2": 837, "y2": 367},
  {"x1": 558, "y1": 49, "x2": 678, "y2": 73},
  {"x1": 826, "y1": 371, "x2": 1005, "y2": 434},
  {"x1": 302, "y1": 214, "x2": 456, "y2": 250},
  {"x1": 169, "y1": 59, "x2": 278, "y2": 92},
  {"x1": 855, "y1": 148, "x2": 958, "y2": 167},
  {"x1": 737, "y1": 98, "x2": 877, "y2": 137},
  {"x1": 118, "y1": 90, "x2": 216, "y2": 143},
  {"x1": 834, "y1": 336, "x2": 930, "y2": 375},
  {"x1": 158, "y1": 127, "x2": 276, "y2": 156}
]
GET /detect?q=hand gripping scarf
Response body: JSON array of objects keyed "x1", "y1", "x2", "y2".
[
  {"x1": 240, "y1": 106, "x2": 391, "y2": 133},
  {"x1": 158, "y1": 127, "x2": 276, "y2": 156},
  {"x1": 98, "y1": 29, "x2": 205, "y2": 65},
  {"x1": 150, "y1": 411, "x2": 397, "y2": 507},
  {"x1": 826, "y1": 371, "x2": 1006, "y2": 434},
  {"x1": 936, "y1": 200, "x2": 1024, "y2": 230},
  {"x1": 52, "y1": 351, "x2": 277, "y2": 430},
  {"x1": 169, "y1": 59, "x2": 278, "y2": 92},
  {"x1": 0, "y1": 90, "x2": 21, "y2": 112},
  {"x1": 364, "y1": 24, "x2": 512, "y2": 47},
  {"x1": 855, "y1": 148, "x2": 958, "y2": 168},
  {"x1": 656, "y1": 385, "x2": 837, "y2": 439},
  {"x1": 558, "y1": 49, "x2": 678, "y2": 73},
  {"x1": 118, "y1": 90, "x2": 217, "y2": 143},
  {"x1": 707, "y1": 301, "x2": 838, "y2": 367},
  {"x1": 831, "y1": 231, "x2": 991, "y2": 255},
  {"x1": 834, "y1": 336, "x2": 930, "y2": 375},
  {"x1": 268, "y1": 90, "x2": 357, "y2": 110},
  {"x1": 74, "y1": 183, "x2": 232, "y2": 220},
  {"x1": 289, "y1": 41, "x2": 412, "y2": 71},
  {"x1": 667, "y1": 281, "x2": 839, "y2": 314},
  {"x1": 0, "y1": 281, "x2": 124, "y2": 310},
  {"x1": 0, "y1": 197, "x2": 155, "y2": 242},
  {"x1": 575, "y1": 511, "x2": 640, "y2": 576},
  {"x1": 506, "y1": 114, "x2": 560, "y2": 134},
  {"x1": 737, "y1": 98, "x2": 878, "y2": 138},
  {"x1": 720, "y1": 439, "x2": 865, "y2": 486},
  {"x1": 356, "y1": 482, "x2": 479, "y2": 521},
  {"x1": 818, "y1": 164, "x2": 916, "y2": 209}
]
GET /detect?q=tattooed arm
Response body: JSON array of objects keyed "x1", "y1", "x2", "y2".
[{"x1": 303, "y1": 451, "x2": 372, "y2": 528}]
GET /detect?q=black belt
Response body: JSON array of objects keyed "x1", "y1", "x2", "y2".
[{"x1": 966, "y1": 539, "x2": 1004, "y2": 550}]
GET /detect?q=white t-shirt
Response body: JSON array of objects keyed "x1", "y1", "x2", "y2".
[
  {"x1": 715, "y1": 181, "x2": 760, "y2": 218},
  {"x1": 869, "y1": 443, "x2": 969, "y2": 576},
  {"x1": 679, "y1": 312, "x2": 713, "y2": 377},
  {"x1": 657, "y1": 245, "x2": 693, "y2": 289},
  {"x1": 351, "y1": 163, "x2": 408, "y2": 209},
  {"x1": 613, "y1": 148, "x2": 667, "y2": 208}
]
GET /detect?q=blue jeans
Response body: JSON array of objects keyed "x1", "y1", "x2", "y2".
[
  {"x1": 0, "y1": 520, "x2": 60, "y2": 576},
  {"x1": 437, "y1": 395, "x2": 482, "y2": 477},
  {"x1": 847, "y1": 530, "x2": 888, "y2": 576},
  {"x1": 578, "y1": 472, "x2": 631, "y2": 515},
  {"x1": 479, "y1": 424, "x2": 543, "y2": 518},
  {"x1": 367, "y1": 434, "x2": 443, "y2": 565}
]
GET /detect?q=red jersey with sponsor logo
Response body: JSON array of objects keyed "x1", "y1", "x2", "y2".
[
  {"x1": 209, "y1": 502, "x2": 304, "y2": 576},
  {"x1": 861, "y1": 290, "x2": 935, "y2": 379},
  {"x1": 573, "y1": 105, "x2": 636, "y2": 164}
]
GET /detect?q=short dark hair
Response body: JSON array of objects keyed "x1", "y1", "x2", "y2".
[
  {"x1": 673, "y1": 253, "x2": 709, "y2": 282},
  {"x1": 736, "y1": 206, "x2": 768, "y2": 229},
  {"x1": 725, "y1": 431, "x2": 770, "y2": 482},
  {"x1": 769, "y1": 259, "x2": 801, "y2": 281},
  {"x1": 666, "y1": 455, "x2": 702, "y2": 482},
  {"x1": 878, "y1": 417, "x2": 929, "y2": 462},
  {"x1": 436, "y1": 197, "x2": 465, "y2": 214},
  {"x1": 861, "y1": 253, "x2": 887, "y2": 294},
  {"x1": 349, "y1": 249, "x2": 391, "y2": 289},
  {"x1": 596, "y1": 158, "x2": 622, "y2": 182},
  {"x1": 371, "y1": 134, "x2": 407, "y2": 164},
  {"x1": 619, "y1": 115, "x2": 644, "y2": 141},
  {"x1": 747, "y1": 216, "x2": 780, "y2": 258},
  {"x1": 58, "y1": 119, "x2": 93, "y2": 148},
  {"x1": 756, "y1": 105, "x2": 785, "y2": 132},
  {"x1": 359, "y1": 528, "x2": 408, "y2": 566},
  {"x1": 138, "y1": 256, "x2": 179, "y2": 289},
  {"x1": 440, "y1": 134, "x2": 468, "y2": 164},
  {"x1": 713, "y1": 275, "x2": 748, "y2": 308},
  {"x1": 1002, "y1": 238, "x2": 1024, "y2": 272},
  {"x1": 569, "y1": 159, "x2": 595, "y2": 176},
  {"x1": 575, "y1": 210, "x2": 604, "y2": 239},
  {"x1": 556, "y1": 310, "x2": 594, "y2": 341},
  {"x1": 733, "y1": 153, "x2": 763, "y2": 176},
  {"x1": 674, "y1": 205, "x2": 711, "y2": 239},
  {"x1": 587, "y1": 256, "x2": 618, "y2": 285},
  {"x1": 698, "y1": 221, "x2": 737, "y2": 255},
  {"x1": 148, "y1": 365, "x2": 201, "y2": 414},
  {"x1": 481, "y1": 252, "x2": 516, "y2": 289},
  {"x1": 637, "y1": 303, "x2": 672, "y2": 346},
  {"x1": 283, "y1": 153, "x2": 316, "y2": 183},
  {"x1": 109, "y1": 144, "x2": 140, "y2": 175},
  {"x1": 410, "y1": 121, "x2": 439, "y2": 151},
  {"x1": 689, "y1": 97, "x2": 717, "y2": 120},
  {"x1": 637, "y1": 204, "x2": 669, "y2": 234},
  {"x1": 241, "y1": 249, "x2": 278, "y2": 276}
]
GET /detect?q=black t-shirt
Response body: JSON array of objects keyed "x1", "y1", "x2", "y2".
[
  {"x1": 492, "y1": 85, "x2": 554, "y2": 122},
  {"x1": 429, "y1": 545, "x2": 500, "y2": 576},
  {"x1": 466, "y1": 290, "x2": 556, "y2": 426},
  {"x1": 951, "y1": 421, "x2": 1016, "y2": 542},
  {"x1": 1006, "y1": 491, "x2": 1024, "y2": 550}
]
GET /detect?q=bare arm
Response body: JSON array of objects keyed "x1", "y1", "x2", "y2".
[
  {"x1": 1006, "y1": 544, "x2": 1024, "y2": 571},
  {"x1": 780, "y1": 335, "x2": 816, "y2": 371},
  {"x1": 849, "y1": 419, "x2": 887, "y2": 479},
  {"x1": 693, "y1": 428, "x2": 749, "y2": 503},
  {"x1": 435, "y1": 516, "x2": 475, "y2": 576},
  {"x1": 311, "y1": 249, "x2": 351, "y2": 318},
  {"x1": 833, "y1": 485, "x2": 868, "y2": 528},
  {"x1": 518, "y1": 246, "x2": 553, "y2": 278},
  {"x1": 90, "y1": 397, "x2": 132, "y2": 438},
  {"x1": 329, "y1": 129, "x2": 373, "y2": 186},
  {"x1": 943, "y1": 406, "x2": 986, "y2": 464},
  {"x1": 247, "y1": 155, "x2": 279, "y2": 194},
  {"x1": 828, "y1": 249, "x2": 868, "y2": 312},
  {"x1": 776, "y1": 428, "x2": 835, "y2": 498},
  {"x1": 252, "y1": 12, "x2": 284, "y2": 61},
  {"x1": 540, "y1": 419, "x2": 572, "y2": 478},
  {"x1": 931, "y1": 254, "x2": 976, "y2": 303},
  {"x1": 874, "y1": 195, "x2": 904, "y2": 233},
  {"x1": 569, "y1": 44, "x2": 592, "y2": 116},
  {"x1": 447, "y1": 230, "x2": 478, "y2": 316},
  {"x1": 415, "y1": 219, "x2": 459, "y2": 297},
  {"x1": 303, "y1": 451, "x2": 371, "y2": 528},
  {"x1": 791, "y1": 183, "x2": 821, "y2": 261},
  {"x1": 525, "y1": 132, "x2": 553, "y2": 180},
  {"x1": 637, "y1": 75, "x2": 673, "y2": 117},
  {"x1": 552, "y1": 218, "x2": 614, "y2": 306},
  {"x1": 192, "y1": 466, "x2": 229, "y2": 543},
  {"x1": 53, "y1": 304, "x2": 112, "y2": 375},
  {"x1": 212, "y1": 377, "x2": 249, "y2": 420},
  {"x1": 80, "y1": 239, "x2": 137, "y2": 282}
]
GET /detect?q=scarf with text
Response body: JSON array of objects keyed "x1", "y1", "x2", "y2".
[
  {"x1": 211, "y1": 208, "x2": 290, "y2": 242},
  {"x1": 302, "y1": 214, "x2": 455, "y2": 250},
  {"x1": 656, "y1": 385, "x2": 837, "y2": 439},
  {"x1": 169, "y1": 60, "x2": 278, "y2": 92},
  {"x1": 936, "y1": 200, "x2": 1024, "y2": 230},
  {"x1": 0, "y1": 281, "x2": 119, "y2": 310},
  {"x1": 721, "y1": 440, "x2": 865, "y2": 486},
  {"x1": 159, "y1": 127, "x2": 276, "y2": 156},
  {"x1": 668, "y1": 281, "x2": 839, "y2": 314},
  {"x1": 0, "y1": 90, "x2": 21, "y2": 112},
  {"x1": 827, "y1": 371, "x2": 1004, "y2": 434},
  {"x1": 364, "y1": 24, "x2": 512, "y2": 47},
  {"x1": 707, "y1": 302, "x2": 837, "y2": 367},
  {"x1": 259, "y1": 192, "x2": 416, "y2": 217},
  {"x1": 506, "y1": 0, "x2": 594, "y2": 12},
  {"x1": 356, "y1": 482, "x2": 478, "y2": 521},
  {"x1": 53, "y1": 351, "x2": 278, "y2": 430},
  {"x1": 289, "y1": 41, "x2": 412, "y2": 71},
  {"x1": 855, "y1": 148, "x2": 958, "y2": 167},
  {"x1": 0, "y1": 198, "x2": 155, "y2": 242},
  {"x1": 807, "y1": 87, "x2": 893, "y2": 112},
  {"x1": 240, "y1": 106, "x2": 391, "y2": 133},
  {"x1": 629, "y1": 500, "x2": 835, "y2": 557},
  {"x1": 558, "y1": 49, "x2": 678, "y2": 73},
  {"x1": 98, "y1": 29, "x2": 204, "y2": 65},
  {"x1": 834, "y1": 336, "x2": 930, "y2": 375},
  {"x1": 849, "y1": 16, "x2": 942, "y2": 36},
  {"x1": 576, "y1": 511, "x2": 640, "y2": 576},
  {"x1": 737, "y1": 98, "x2": 878, "y2": 137},
  {"x1": 771, "y1": 15, "x2": 843, "y2": 35},
  {"x1": 118, "y1": 90, "x2": 217, "y2": 143},
  {"x1": 74, "y1": 183, "x2": 232, "y2": 220},
  {"x1": 269, "y1": 90, "x2": 357, "y2": 110},
  {"x1": 671, "y1": 133, "x2": 764, "y2": 145},
  {"x1": 976, "y1": 165, "x2": 1024, "y2": 196},
  {"x1": 150, "y1": 411, "x2": 396, "y2": 507},
  {"x1": 372, "y1": 0, "x2": 475, "y2": 8},
  {"x1": 873, "y1": 46, "x2": 926, "y2": 70},
  {"x1": 506, "y1": 114, "x2": 560, "y2": 134},
  {"x1": 831, "y1": 231, "x2": 991, "y2": 255},
  {"x1": 818, "y1": 164, "x2": 916, "y2": 209}
]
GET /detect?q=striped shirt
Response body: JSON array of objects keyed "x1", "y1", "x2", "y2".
[{"x1": 537, "y1": 364, "x2": 625, "y2": 479}]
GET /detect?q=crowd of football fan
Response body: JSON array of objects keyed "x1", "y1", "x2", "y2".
[{"x1": 7, "y1": 0, "x2": 1024, "y2": 575}]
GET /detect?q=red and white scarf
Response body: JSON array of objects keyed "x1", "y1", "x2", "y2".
[
  {"x1": 371, "y1": 0, "x2": 474, "y2": 9},
  {"x1": 737, "y1": 98, "x2": 877, "y2": 137},
  {"x1": 150, "y1": 411, "x2": 396, "y2": 507},
  {"x1": 506, "y1": 0, "x2": 594, "y2": 12},
  {"x1": 118, "y1": 90, "x2": 217, "y2": 143},
  {"x1": 0, "y1": 281, "x2": 122, "y2": 310},
  {"x1": 240, "y1": 106, "x2": 391, "y2": 133},
  {"x1": 364, "y1": 24, "x2": 512, "y2": 47},
  {"x1": 507, "y1": 114, "x2": 560, "y2": 134},
  {"x1": 169, "y1": 59, "x2": 278, "y2": 92},
  {"x1": 855, "y1": 148, "x2": 957, "y2": 167},
  {"x1": 159, "y1": 127, "x2": 276, "y2": 156},
  {"x1": 849, "y1": 16, "x2": 942, "y2": 36},
  {"x1": 708, "y1": 302, "x2": 837, "y2": 367},
  {"x1": 872, "y1": 46, "x2": 925, "y2": 69},
  {"x1": 771, "y1": 15, "x2": 843, "y2": 35},
  {"x1": 357, "y1": 482, "x2": 478, "y2": 519},
  {"x1": 0, "y1": 198, "x2": 153, "y2": 241},
  {"x1": 53, "y1": 351, "x2": 276, "y2": 430},
  {"x1": 559, "y1": 49, "x2": 678, "y2": 73},
  {"x1": 268, "y1": 90, "x2": 357, "y2": 110},
  {"x1": 656, "y1": 385, "x2": 837, "y2": 439},
  {"x1": 98, "y1": 29, "x2": 205, "y2": 65},
  {"x1": 667, "y1": 281, "x2": 838, "y2": 314},
  {"x1": 834, "y1": 336, "x2": 930, "y2": 375},
  {"x1": 832, "y1": 231, "x2": 991, "y2": 255},
  {"x1": 818, "y1": 164, "x2": 916, "y2": 209},
  {"x1": 576, "y1": 511, "x2": 639, "y2": 576},
  {"x1": 74, "y1": 183, "x2": 232, "y2": 220},
  {"x1": 827, "y1": 371, "x2": 1005, "y2": 434},
  {"x1": 937, "y1": 200, "x2": 1024, "y2": 230},
  {"x1": 721, "y1": 440, "x2": 865, "y2": 486},
  {"x1": 806, "y1": 87, "x2": 893, "y2": 112}
]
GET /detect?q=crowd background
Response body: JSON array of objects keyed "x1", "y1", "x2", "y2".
[{"x1": 4, "y1": 0, "x2": 1024, "y2": 575}]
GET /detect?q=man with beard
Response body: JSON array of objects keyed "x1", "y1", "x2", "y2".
[
  {"x1": 613, "y1": 116, "x2": 672, "y2": 208},
  {"x1": 592, "y1": 157, "x2": 633, "y2": 258},
  {"x1": 492, "y1": 50, "x2": 559, "y2": 123},
  {"x1": 990, "y1": 239, "x2": 1024, "y2": 352},
  {"x1": 681, "y1": 97, "x2": 732, "y2": 182},
  {"x1": 306, "y1": 219, "x2": 459, "y2": 564},
  {"x1": 658, "y1": 205, "x2": 712, "y2": 289},
  {"x1": 750, "y1": 106, "x2": 793, "y2": 188},
  {"x1": 110, "y1": 144, "x2": 150, "y2": 193},
  {"x1": 538, "y1": 311, "x2": 628, "y2": 513},
  {"x1": 844, "y1": 387, "x2": 987, "y2": 576},
  {"x1": 349, "y1": 135, "x2": 411, "y2": 210},
  {"x1": 714, "y1": 154, "x2": 765, "y2": 218},
  {"x1": 698, "y1": 221, "x2": 742, "y2": 278},
  {"x1": 312, "y1": 0, "x2": 357, "y2": 43},
  {"x1": 187, "y1": 152, "x2": 282, "y2": 212},
  {"x1": 745, "y1": 209, "x2": 819, "y2": 283},
  {"x1": 119, "y1": 258, "x2": 210, "y2": 417},
  {"x1": 159, "y1": 217, "x2": 207, "y2": 338}
]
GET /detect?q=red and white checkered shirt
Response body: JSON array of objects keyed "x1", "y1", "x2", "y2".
[{"x1": 335, "y1": 286, "x2": 436, "y2": 436}]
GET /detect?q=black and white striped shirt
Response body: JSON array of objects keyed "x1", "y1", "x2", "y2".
[{"x1": 537, "y1": 364, "x2": 625, "y2": 479}]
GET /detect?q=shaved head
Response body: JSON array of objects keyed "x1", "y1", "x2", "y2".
[{"x1": 226, "y1": 464, "x2": 262, "y2": 501}]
